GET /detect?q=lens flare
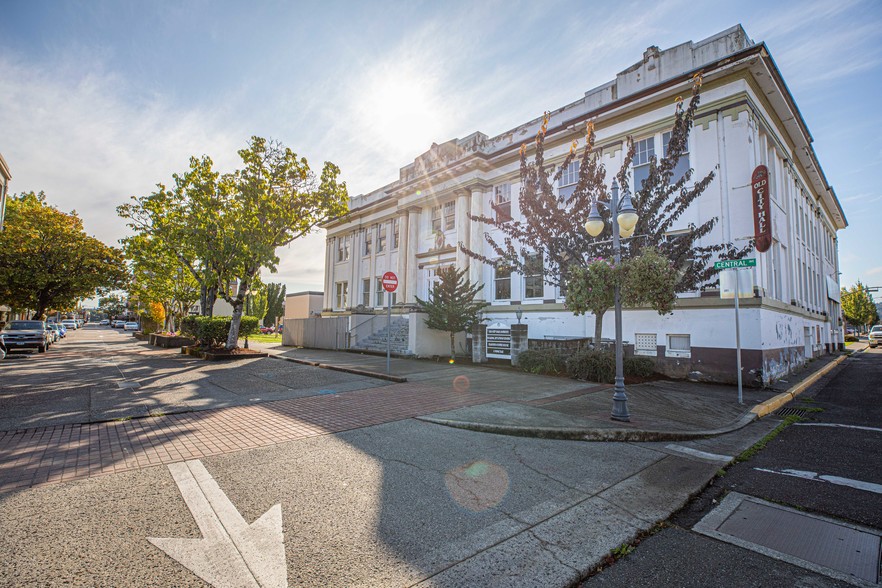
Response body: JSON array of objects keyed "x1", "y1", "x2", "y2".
[
  {"x1": 453, "y1": 375, "x2": 470, "y2": 392},
  {"x1": 445, "y1": 460, "x2": 509, "y2": 512}
]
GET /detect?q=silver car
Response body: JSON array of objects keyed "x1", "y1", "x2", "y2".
[{"x1": 869, "y1": 325, "x2": 882, "y2": 349}]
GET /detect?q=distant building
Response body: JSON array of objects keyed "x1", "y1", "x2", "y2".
[
  {"x1": 320, "y1": 25, "x2": 846, "y2": 384},
  {"x1": 284, "y1": 291, "x2": 323, "y2": 320}
]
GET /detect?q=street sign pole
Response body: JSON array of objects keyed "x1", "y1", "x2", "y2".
[
  {"x1": 381, "y1": 271, "x2": 399, "y2": 375},
  {"x1": 714, "y1": 259, "x2": 756, "y2": 404},
  {"x1": 734, "y1": 269, "x2": 743, "y2": 404},
  {"x1": 387, "y1": 293, "x2": 391, "y2": 374}
]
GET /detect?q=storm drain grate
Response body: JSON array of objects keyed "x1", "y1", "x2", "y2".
[
  {"x1": 694, "y1": 493, "x2": 881, "y2": 584},
  {"x1": 775, "y1": 407, "x2": 809, "y2": 418}
]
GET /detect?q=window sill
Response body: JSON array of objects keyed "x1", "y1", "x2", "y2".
[{"x1": 665, "y1": 350, "x2": 691, "y2": 358}]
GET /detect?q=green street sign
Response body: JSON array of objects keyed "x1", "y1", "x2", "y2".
[{"x1": 714, "y1": 258, "x2": 757, "y2": 270}]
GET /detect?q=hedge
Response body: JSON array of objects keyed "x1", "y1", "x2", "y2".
[
  {"x1": 517, "y1": 349, "x2": 567, "y2": 376},
  {"x1": 180, "y1": 315, "x2": 260, "y2": 348}
]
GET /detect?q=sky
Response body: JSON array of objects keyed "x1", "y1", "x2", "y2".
[{"x1": 2, "y1": 0, "x2": 881, "y2": 297}]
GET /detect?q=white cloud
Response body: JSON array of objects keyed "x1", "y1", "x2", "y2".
[{"x1": 0, "y1": 53, "x2": 331, "y2": 293}]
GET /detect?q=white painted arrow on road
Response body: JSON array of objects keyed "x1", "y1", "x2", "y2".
[{"x1": 149, "y1": 460, "x2": 287, "y2": 587}]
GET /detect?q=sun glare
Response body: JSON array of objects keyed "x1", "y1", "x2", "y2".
[{"x1": 361, "y1": 69, "x2": 447, "y2": 151}]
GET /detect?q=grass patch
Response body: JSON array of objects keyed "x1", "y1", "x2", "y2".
[
  {"x1": 246, "y1": 333, "x2": 283, "y2": 344},
  {"x1": 735, "y1": 414, "x2": 802, "y2": 463}
]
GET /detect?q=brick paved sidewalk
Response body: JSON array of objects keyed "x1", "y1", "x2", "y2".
[{"x1": 0, "y1": 382, "x2": 495, "y2": 493}]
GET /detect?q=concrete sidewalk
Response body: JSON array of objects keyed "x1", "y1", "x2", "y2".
[{"x1": 250, "y1": 342, "x2": 851, "y2": 442}]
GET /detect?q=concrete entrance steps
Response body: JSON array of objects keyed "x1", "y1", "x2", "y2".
[{"x1": 351, "y1": 316, "x2": 412, "y2": 355}]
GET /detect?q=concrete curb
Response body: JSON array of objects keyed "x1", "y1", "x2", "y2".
[
  {"x1": 749, "y1": 353, "x2": 849, "y2": 418},
  {"x1": 417, "y1": 411, "x2": 758, "y2": 442},
  {"x1": 268, "y1": 355, "x2": 407, "y2": 383}
]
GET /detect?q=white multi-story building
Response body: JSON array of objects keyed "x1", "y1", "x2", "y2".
[{"x1": 319, "y1": 25, "x2": 846, "y2": 384}]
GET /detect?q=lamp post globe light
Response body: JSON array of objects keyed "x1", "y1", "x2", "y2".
[{"x1": 584, "y1": 179, "x2": 638, "y2": 422}]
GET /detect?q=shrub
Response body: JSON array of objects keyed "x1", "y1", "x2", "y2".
[
  {"x1": 518, "y1": 349, "x2": 566, "y2": 376},
  {"x1": 182, "y1": 315, "x2": 261, "y2": 348},
  {"x1": 566, "y1": 350, "x2": 658, "y2": 382},
  {"x1": 566, "y1": 349, "x2": 616, "y2": 383},
  {"x1": 844, "y1": 334, "x2": 858, "y2": 342},
  {"x1": 624, "y1": 356, "x2": 656, "y2": 377},
  {"x1": 180, "y1": 315, "x2": 198, "y2": 338}
]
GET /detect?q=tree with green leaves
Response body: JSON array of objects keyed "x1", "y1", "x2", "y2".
[
  {"x1": 118, "y1": 155, "x2": 222, "y2": 318},
  {"x1": 415, "y1": 266, "x2": 489, "y2": 361},
  {"x1": 123, "y1": 233, "x2": 200, "y2": 332},
  {"x1": 120, "y1": 137, "x2": 348, "y2": 349},
  {"x1": 841, "y1": 282, "x2": 877, "y2": 331},
  {"x1": 0, "y1": 191, "x2": 127, "y2": 319},
  {"x1": 211, "y1": 137, "x2": 348, "y2": 349},
  {"x1": 99, "y1": 294, "x2": 128, "y2": 319},
  {"x1": 265, "y1": 282, "x2": 286, "y2": 327},
  {"x1": 462, "y1": 77, "x2": 748, "y2": 342}
]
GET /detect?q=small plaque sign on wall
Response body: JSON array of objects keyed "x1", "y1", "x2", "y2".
[{"x1": 486, "y1": 322, "x2": 511, "y2": 359}]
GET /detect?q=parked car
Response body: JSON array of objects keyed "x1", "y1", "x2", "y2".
[
  {"x1": 47, "y1": 323, "x2": 65, "y2": 339},
  {"x1": 869, "y1": 325, "x2": 882, "y2": 349},
  {"x1": 100, "y1": 319, "x2": 110, "y2": 326},
  {"x1": 61, "y1": 319, "x2": 78, "y2": 330},
  {"x1": 1, "y1": 320, "x2": 51, "y2": 353},
  {"x1": 112, "y1": 320, "x2": 125, "y2": 328},
  {"x1": 123, "y1": 321, "x2": 140, "y2": 331}
]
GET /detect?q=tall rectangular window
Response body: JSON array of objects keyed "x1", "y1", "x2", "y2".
[
  {"x1": 431, "y1": 205, "x2": 442, "y2": 232},
  {"x1": 377, "y1": 223, "x2": 386, "y2": 253},
  {"x1": 363, "y1": 227, "x2": 372, "y2": 256},
  {"x1": 443, "y1": 201, "x2": 456, "y2": 231},
  {"x1": 375, "y1": 277, "x2": 385, "y2": 307},
  {"x1": 662, "y1": 131, "x2": 689, "y2": 184},
  {"x1": 494, "y1": 262, "x2": 512, "y2": 300},
  {"x1": 523, "y1": 253, "x2": 544, "y2": 299},
  {"x1": 633, "y1": 137, "x2": 655, "y2": 190},
  {"x1": 559, "y1": 161, "x2": 580, "y2": 200},
  {"x1": 335, "y1": 282, "x2": 349, "y2": 309},
  {"x1": 392, "y1": 218, "x2": 400, "y2": 249},
  {"x1": 362, "y1": 278, "x2": 371, "y2": 307},
  {"x1": 337, "y1": 236, "x2": 350, "y2": 262},
  {"x1": 492, "y1": 184, "x2": 512, "y2": 222}
]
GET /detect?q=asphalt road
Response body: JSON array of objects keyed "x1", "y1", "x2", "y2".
[
  {"x1": 0, "y1": 324, "x2": 385, "y2": 431},
  {"x1": 0, "y1": 323, "x2": 785, "y2": 586},
  {"x1": 582, "y1": 347, "x2": 882, "y2": 587}
]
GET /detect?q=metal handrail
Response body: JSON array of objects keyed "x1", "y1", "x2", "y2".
[{"x1": 346, "y1": 311, "x2": 404, "y2": 348}]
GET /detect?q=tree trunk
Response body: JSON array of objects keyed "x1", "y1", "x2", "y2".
[
  {"x1": 225, "y1": 300, "x2": 244, "y2": 350},
  {"x1": 449, "y1": 331, "x2": 456, "y2": 362},
  {"x1": 593, "y1": 309, "x2": 606, "y2": 349}
]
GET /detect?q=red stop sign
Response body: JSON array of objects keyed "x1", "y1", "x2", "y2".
[{"x1": 382, "y1": 271, "x2": 398, "y2": 292}]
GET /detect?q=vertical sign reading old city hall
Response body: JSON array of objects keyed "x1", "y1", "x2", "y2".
[{"x1": 751, "y1": 165, "x2": 772, "y2": 253}]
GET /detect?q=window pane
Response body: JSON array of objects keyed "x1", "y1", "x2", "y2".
[
  {"x1": 444, "y1": 201, "x2": 456, "y2": 231},
  {"x1": 431, "y1": 206, "x2": 442, "y2": 232},
  {"x1": 668, "y1": 334, "x2": 690, "y2": 351},
  {"x1": 524, "y1": 254, "x2": 544, "y2": 298},
  {"x1": 495, "y1": 263, "x2": 512, "y2": 300},
  {"x1": 634, "y1": 137, "x2": 655, "y2": 166},
  {"x1": 633, "y1": 164, "x2": 650, "y2": 190},
  {"x1": 493, "y1": 184, "x2": 512, "y2": 222},
  {"x1": 375, "y1": 278, "x2": 384, "y2": 306},
  {"x1": 560, "y1": 161, "x2": 579, "y2": 187},
  {"x1": 377, "y1": 225, "x2": 386, "y2": 252}
]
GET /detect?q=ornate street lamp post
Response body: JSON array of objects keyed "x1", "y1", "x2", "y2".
[{"x1": 584, "y1": 179, "x2": 638, "y2": 422}]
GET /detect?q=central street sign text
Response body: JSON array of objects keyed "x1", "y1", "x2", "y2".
[{"x1": 714, "y1": 258, "x2": 757, "y2": 270}]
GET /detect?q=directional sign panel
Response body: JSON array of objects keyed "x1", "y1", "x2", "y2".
[{"x1": 714, "y1": 258, "x2": 756, "y2": 270}]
